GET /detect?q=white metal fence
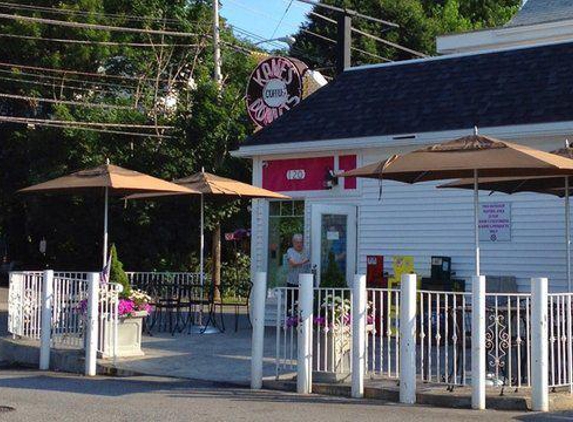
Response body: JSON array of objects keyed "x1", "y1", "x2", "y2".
[
  {"x1": 7, "y1": 271, "x2": 121, "y2": 361},
  {"x1": 271, "y1": 280, "x2": 573, "y2": 397},
  {"x1": 548, "y1": 293, "x2": 573, "y2": 391},
  {"x1": 51, "y1": 274, "x2": 89, "y2": 348},
  {"x1": 8, "y1": 272, "x2": 43, "y2": 339},
  {"x1": 366, "y1": 288, "x2": 400, "y2": 379}
]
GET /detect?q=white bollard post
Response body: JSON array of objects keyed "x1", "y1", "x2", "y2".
[
  {"x1": 472, "y1": 275, "x2": 486, "y2": 410},
  {"x1": 251, "y1": 272, "x2": 267, "y2": 389},
  {"x1": 297, "y1": 273, "x2": 314, "y2": 394},
  {"x1": 39, "y1": 270, "x2": 54, "y2": 370},
  {"x1": 400, "y1": 273, "x2": 417, "y2": 404},
  {"x1": 531, "y1": 277, "x2": 549, "y2": 412},
  {"x1": 352, "y1": 274, "x2": 366, "y2": 398},
  {"x1": 85, "y1": 272, "x2": 99, "y2": 376}
]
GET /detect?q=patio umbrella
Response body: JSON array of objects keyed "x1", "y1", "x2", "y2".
[
  {"x1": 125, "y1": 169, "x2": 290, "y2": 285},
  {"x1": 438, "y1": 145, "x2": 573, "y2": 291},
  {"x1": 19, "y1": 161, "x2": 196, "y2": 266},
  {"x1": 340, "y1": 131, "x2": 573, "y2": 276}
]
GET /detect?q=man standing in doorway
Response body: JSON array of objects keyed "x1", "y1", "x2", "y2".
[{"x1": 286, "y1": 234, "x2": 310, "y2": 307}]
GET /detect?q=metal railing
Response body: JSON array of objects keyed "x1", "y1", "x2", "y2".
[
  {"x1": 51, "y1": 274, "x2": 89, "y2": 348},
  {"x1": 313, "y1": 287, "x2": 352, "y2": 375},
  {"x1": 418, "y1": 290, "x2": 471, "y2": 386},
  {"x1": 97, "y1": 282, "x2": 123, "y2": 359},
  {"x1": 8, "y1": 271, "x2": 43, "y2": 340},
  {"x1": 274, "y1": 286, "x2": 298, "y2": 378},
  {"x1": 548, "y1": 293, "x2": 573, "y2": 391},
  {"x1": 366, "y1": 288, "x2": 400, "y2": 379}
]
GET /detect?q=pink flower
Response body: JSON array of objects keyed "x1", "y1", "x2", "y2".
[{"x1": 118, "y1": 299, "x2": 135, "y2": 316}]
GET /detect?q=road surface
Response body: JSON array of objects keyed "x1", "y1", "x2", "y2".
[{"x1": 0, "y1": 370, "x2": 569, "y2": 422}]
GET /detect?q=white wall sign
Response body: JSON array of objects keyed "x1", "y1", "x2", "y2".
[
  {"x1": 479, "y1": 202, "x2": 511, "y2": 242},
  {"x1": 286, "y1": 169, "x2": 306, "y2": 181}
]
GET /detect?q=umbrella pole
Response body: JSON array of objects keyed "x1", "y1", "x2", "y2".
[
  {"x1": 103, "y1": 186, "x2": 109, "y2": 267},
  {"x1": 566, "y1": 177, "x2": 571, "y2": 292},
  {"x1": 474, "y1": 169, "x2": 480, "y2": 276},
  {"x1": 200, "y1": 193, "x2": 205, "y2": 286}
]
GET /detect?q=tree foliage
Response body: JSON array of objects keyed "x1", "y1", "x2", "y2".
[
  {"x1": 0, "y1": 0, "x2": 257, "y2": 272},
  {"x1": 290, "y1": 0, "x2": 521, "y2": 75}
]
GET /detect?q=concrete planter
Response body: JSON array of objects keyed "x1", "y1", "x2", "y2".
[{"x1": 100, "y1": 313, "x2": 146, "y2": 358}]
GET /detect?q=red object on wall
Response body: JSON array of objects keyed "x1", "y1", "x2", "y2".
[
  {"x1": 262, "y1": 156, "x2": 335, "y2": 192},
  {"x1": 339, "y1": 155, "x2": 357, "y2": 189},
  {"x1": 366, "y1": 255, "x2": 386, "y2": 288}
]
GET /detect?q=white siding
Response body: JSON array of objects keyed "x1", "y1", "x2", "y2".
[
  {"x1": 251, "y1": 141, "x2": 572, "y2": 294},
  {"x1": 356, "y1": 151, "x2": 570, "y2": 293}
]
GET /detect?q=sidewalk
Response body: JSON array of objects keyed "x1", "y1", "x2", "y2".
[{"x1": 106, "y1": 320, "x2": 280, "y2": 386}]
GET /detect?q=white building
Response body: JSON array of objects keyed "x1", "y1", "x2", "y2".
[{"x1": 235, "y1": 0, "x2": 573, "y2": 293}]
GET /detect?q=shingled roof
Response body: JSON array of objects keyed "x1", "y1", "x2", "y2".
[
  {"x1": 244, "y1": 41, "x2": 573, "y2": 147},
  {"x1": 506, "y1": 0, "x2": 573, "y2": 28}
]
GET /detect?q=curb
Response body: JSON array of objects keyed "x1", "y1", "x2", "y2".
[{"x1": 263, "y1": 380, "x2": 573, "y2": 412}]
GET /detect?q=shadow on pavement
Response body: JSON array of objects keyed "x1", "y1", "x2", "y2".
[
  {"x1": 514, "y1": 411, "x2": 573, "y2": 421},
  {"x1": 0, "y1": 371, "x2": 390, "y2": 408}
]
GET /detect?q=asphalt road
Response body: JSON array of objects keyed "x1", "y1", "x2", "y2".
[{"x1": 0, "y1": 370, "x2": 570, "y2": 422}]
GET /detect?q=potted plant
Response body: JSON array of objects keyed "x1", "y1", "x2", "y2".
[{"x1": 100, "y1": 244, "x2": 152, "y2": 358}]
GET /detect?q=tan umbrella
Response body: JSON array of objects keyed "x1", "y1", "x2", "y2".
[
  {"x1": 340, "y1": 131, "x2": 573, "y2": 275},
  {"x1": 126, "y1": 169, "x2": 289, "y2": 284},
  {"x1": 19, "y1": 161, "x2": 196, "y2": 266},
  {"x1": 438, "y1": 145, "x2": 573, "y2": 290}
]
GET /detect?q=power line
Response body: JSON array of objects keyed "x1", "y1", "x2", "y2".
[
  {"x1": 0, "y1": 74, "x2": 141, "y2": 95},
  {"x1": 270, "y1": 0, "x2": 294, "y2": 39},
  {"x1": 0, "y1": 33, "x2": 201, "y2": 48},
  {"x1": 0, "y1": 12, "x2": 204, "y2": 38},
  {"x1": 0, "y1": 92, "x2": 135, "y2": 110},
  {"x1": 0, "y1": 116, "x2": 173, "y2": 138},
  {"x1": 0, "y1": 1, "x2": 189, "y2": 26},
  {"x1": 294, "y1": 0, "x2": 399, "y2": 28},
  {"x1": 0, "y1": 68, "x2": 139, "y2": 91},
  {"x1": 225, "y1": 3, "x2": 393, "y2": 62},
  {"x1": 0, "y1": 116, "x2": 173, "y2": 129},
  {"x1": 0, "y1": 61, "x2": 172, "y2": 83},
  {"x1": 351, "y1": 27, "x2": 427, "y2": 58},
  {"x1": 280, "y1": 0, "x2": 426, "y2": 58}
]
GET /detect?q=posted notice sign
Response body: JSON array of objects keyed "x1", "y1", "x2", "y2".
[{"x1": 479, "y1": 202, "x2": 511, "y2": 242}]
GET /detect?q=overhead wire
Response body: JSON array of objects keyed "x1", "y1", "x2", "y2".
[
  {"x1": 0, "y1": 115, "x2": 173, "y2": 129},
  {"x1": 0, "y1": 33, "x2": 201, "y2": 48},
  {"x1": 0, "y1": 116, "x2": 174, "y2": 138},
  {"x1": 0, "y1": 92, "x2": 136, "y2": 110},
  {"x1": 0, "y1": 1, "x2": 189, "y2": 26},
  {"x1": 0, "y1": 12, "x2": 205, "y2": 38}
]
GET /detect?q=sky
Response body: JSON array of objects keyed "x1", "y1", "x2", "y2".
[{"x1": 220, "y1": 0, "x2": 313, "y2": 48}]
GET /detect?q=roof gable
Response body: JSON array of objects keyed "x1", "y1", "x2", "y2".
[{"x1": 244, "y1": 42, "x2": 573, "y2": 147}]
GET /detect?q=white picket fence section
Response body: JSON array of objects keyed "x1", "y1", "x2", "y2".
[
  {"x1": 8, "y1": 271, "x2": 43, "y2": 340},
  {"x1": 366, "y1": 288, "x2": 400, "y2": 379},
  {"x1": 7, "y1": 271, "x2": 122, "y2": 367},
  {"x1": 51, "y1": 274, "x2": 89, "y2": 348},
  {"x1": 269, "y1": 275, "x2": 573, "y2": 406}
]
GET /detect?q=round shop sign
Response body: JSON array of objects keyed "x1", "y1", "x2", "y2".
[{"x1": 246, "y1": 56, "x2": 307, "y2": 128}]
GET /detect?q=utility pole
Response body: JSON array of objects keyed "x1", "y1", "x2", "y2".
[
  {"x1": 212, "y1": 0, "x2": 222, "y2": 301},
  {"x1": 336, "y1": 12, "x2": 352, "y2": 75},
  {"x1": 213, "y1": 0, "x2": 223, "y2": 87}
]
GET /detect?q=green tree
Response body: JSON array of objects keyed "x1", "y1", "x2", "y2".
[
  {"x1": 290, "y1": 0, "x2": 521, "y2": 75},
  {"x1": 0, "y1": 0, "x2": 258, "y2": 272},
  {"x1": 109, "y1": 243, "x2": 130, "y2": 298}
]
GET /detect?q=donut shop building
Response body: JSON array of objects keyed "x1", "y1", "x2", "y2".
[{"x1": 235, "y1": 5, "x2": 573, "y2": 294}]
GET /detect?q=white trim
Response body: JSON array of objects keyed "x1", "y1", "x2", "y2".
[
  {"x1": 233, "y1": 121, "x2": 573, "y2": 158},
  {"x1": 438, "y1": 19, "x2": 573, "y2": 55}
]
